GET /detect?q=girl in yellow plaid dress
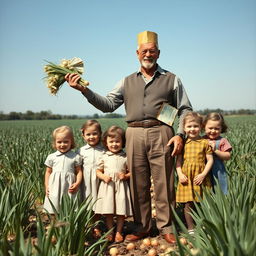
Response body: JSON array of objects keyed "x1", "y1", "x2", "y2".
[{"x1": 176, "y1": 112, "x2": 213, "y2": 234}]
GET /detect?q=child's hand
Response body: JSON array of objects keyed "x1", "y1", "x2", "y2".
[
  {"x1": 118, "y1": 172, "x2": 125, "y2": 180},
  {"x1": 178, "y1": 173, "x2": 188, "y2": 184},
  {"x1": 208, "y1": 141, "x2": 216, "y2": 151},
  {"x1": 103, "y1": 175, "x2": 112, "y2": 184},
  {"x1": 194, "y1": 173, "x2": 206, "y2": 185},
  {"x1": 45, "y1": 187, "x2": 50, "y2": 197},
  {"x1": 68, "y1": 183, "x2": 79, "y2": 193}
]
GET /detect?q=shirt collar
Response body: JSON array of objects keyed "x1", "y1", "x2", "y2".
[
  {"x1": 186, "y1": 137, "x2": 202, "y2": 144},
  {"x1": 137, "y1": 64, "x2": 166, "y2": 76},
  {"x1": 55, "y1": 150, "x2": 71, "y2": 156},
  {"x1": 106, "y1": 150, "x2": 125, "y2": 156},
  {"x1": 84, "y1": 143, "x2": 104, "y2": 150}
]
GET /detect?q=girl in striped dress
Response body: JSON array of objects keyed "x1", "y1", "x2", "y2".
[{"x1": 176, "y1": 112, "x2": 213, "y2": 234}]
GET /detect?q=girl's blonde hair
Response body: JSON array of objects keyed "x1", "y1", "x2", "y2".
[
  {"x1": 52, "y1": 126, "x2": 75, "y2": 149},
  {"x1": 80, "y1": 119, "x2": 102, "y2": 136},
  {"x1": 183, "y1": 111, "x2": 203, "y2": 127},
  {"x1": 203, "y1": 112, "x2": 228, "y2": 133},
  {"x1": 102, "y1": 126, "x2": 126, "y2": 149}
]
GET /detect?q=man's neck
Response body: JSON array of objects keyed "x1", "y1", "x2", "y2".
[{"x1": 141, "y1": 64, "x2": 157, "y2": 79}]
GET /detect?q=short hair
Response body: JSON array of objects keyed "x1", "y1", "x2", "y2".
[
  {"x1": 80, "y1": 119, "x2": 102, "y2": 136},
  {"x1": 183, "y1": 111, "x2": 203, "y2": 127},
  {"x1": 52, "y1": 125, "x2": 75, "y2": 149},
  {"x1": 203, "y1": 112, "x2": 228, "y2": 133},
  {"x1": 102, "y1": 126, "x2": 126, "y2": 149}
]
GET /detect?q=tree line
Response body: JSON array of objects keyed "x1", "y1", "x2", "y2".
[
  {"x1": 0, "y1": 110, "x2": 124, "y2": 120},
  {"x1": 0, "y1": 109, "x2": 255, "y2": 121}
]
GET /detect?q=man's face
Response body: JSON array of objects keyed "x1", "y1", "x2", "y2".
[{"x1": 136, "y1": 42, "x2": 160, "y2": 69}]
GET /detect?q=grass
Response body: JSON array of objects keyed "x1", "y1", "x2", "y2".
[{"x1": 0, "y1": 115, "x2": 255, "y2": 255}]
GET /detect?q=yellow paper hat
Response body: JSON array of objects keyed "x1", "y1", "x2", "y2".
[{"x1": 137, "y1": 31, "x2": 158, "y2": 47}]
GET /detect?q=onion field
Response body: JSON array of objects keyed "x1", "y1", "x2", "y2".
[{"x1": 0, "y1": 116, "x2": 255, "y2": 255}]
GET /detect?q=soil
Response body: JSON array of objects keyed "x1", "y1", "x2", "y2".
[{"x1": 103, "y1": 217, "x2": 178, "y2": 256}]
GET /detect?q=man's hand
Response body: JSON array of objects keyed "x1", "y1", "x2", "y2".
[
  {"x1": 167, "y1": 135, "x2": 184, "y2": 156},
  {"x1": 65, "y1": 73, "x2": 87, "y2": 92}
]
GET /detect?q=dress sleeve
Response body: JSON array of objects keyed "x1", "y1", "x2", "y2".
[
  {"x1": 205, "y1": 140, "x2": 213, "y2": 154},
  {"x1": 75, "y1": 154, "x2": 83, "y2": 167},
  {"x1": 96, "y1": 157, "x2": 104, "y2": 171},
  {"x1": 219, "y1": 138, "x2": 232, "y2": 152},
  {"x1": 44, "y1": 154, "x2": 53, "y2": 167}
]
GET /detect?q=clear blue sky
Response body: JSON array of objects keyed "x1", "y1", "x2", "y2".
[{"x1": 0, "y1": 0, "x2": 255, "y2": 116}]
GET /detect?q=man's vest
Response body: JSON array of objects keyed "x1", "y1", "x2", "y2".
[{"x1": 123, "y1": 71, "x2": 176, "y2": 122}]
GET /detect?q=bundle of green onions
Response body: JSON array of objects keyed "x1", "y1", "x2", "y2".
[{"x1": 44, "y1": 57, "x2": 89, "y2": 95}]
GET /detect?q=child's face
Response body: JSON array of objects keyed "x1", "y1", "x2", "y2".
[
  {"x1": 55, "y1": 132, "x2": 72, "y2": 153},
  {"x1": 184, "y1": 120, "x2": 201, "y2": 139},
  {"x1": 106, "y1": 135, "x2": 122, "y2": 153},
  {"x1": 82, "y1": 125, "x2": 101, "y2": 146},
  {"x1": 204, "y1": 120, "x2": 222, "y2": 140}
]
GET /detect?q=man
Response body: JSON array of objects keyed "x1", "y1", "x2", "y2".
[{"x1": 65, "y1": 31, "x2": 192, "y2": 243}]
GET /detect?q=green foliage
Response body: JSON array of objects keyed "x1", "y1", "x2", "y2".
[
  {"x1": 0, "y1": 116, "x2": 255, "y2": 255},
  {"x1": 173, "y1": 173, "x2": 256, "y2": 255},
  {"x1": 0, "y1": 176, "x2": 37, "y2": 236}
]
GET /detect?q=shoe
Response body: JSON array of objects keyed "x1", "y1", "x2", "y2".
[
  {"x1": 125, "y1": 232, "x2": 149, "y2": 242},
  {"x1": 106, "y1": 233, "x2": 114, "y2": 242},
  {"x1": 163, "y1": 233, "x2": 176, "y2": 244},
  {"x1": 115, "y1": 232, "x2": 124, "y2": 243}
]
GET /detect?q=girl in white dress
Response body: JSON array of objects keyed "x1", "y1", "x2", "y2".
[
  {"x1": 95, "y1": 126, "x2": 132, "y2": 243},
  {"x1": 44, "y1": 126, "x2": 83, "y2": 214},
  {"x1": 77, "y1": 120, "x2": 105, "y2": 238}
]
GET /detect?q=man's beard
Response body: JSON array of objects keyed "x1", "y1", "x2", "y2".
[{"x1": 141, "y1": 58, "x2": 156, "y2": 69}]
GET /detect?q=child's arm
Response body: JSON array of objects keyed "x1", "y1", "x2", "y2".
[
  {"x1": 176, "y1": 154, "x2": 188, "y2": 184},
  {"x1": 209, "y1": 141, "x2": 231, "y2": 161},
  {"x1": 96, "y1": 169, "x2": 112, "y2": 184},
  {"x1": 118, "y1": 167, "x2": 131, "y2": 180},
  {"x1": 194, "y1": 154, "x2": 214, "y2": 185},
  {"x1": 213, "y1": 149, "x2": 231, "y2": 161},
  {"x1": 68, "y1": 165, "x2": 83, "y2": 193},
  {"x1": 44, "y1": 167, "x2": 52, "y2": 197}
]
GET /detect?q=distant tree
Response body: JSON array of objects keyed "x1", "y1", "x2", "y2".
[
  {"x1": 0, "y1": 111, "x2": 7, "y2": 120},
  {"x1": 24, "y1": 110, "x2": 35, "y2": 120},
  {"x1": 0, "y1": 109, "x2": 254, "y2": 121},
  {"x1": 9, "y1": 112, "x2": 21, "y2": 120},
  {"x1": 39, "y1": 110, "x2": 52, "y2": 120},
  {"x1": 104, "y1": 113, "x2": 124, "y2": 118},
  {"x1": 93, "y1": 113, "x2": 99, "y2": 119}
]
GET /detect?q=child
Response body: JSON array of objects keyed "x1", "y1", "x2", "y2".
[
  {"x1": 176, "y1": 112, "x2": 213, "y2": 234},
  {"x1": 77, "y1": 120, "x2": 105, "y2": 237},
  {"x1": 203, "y1": 112, "x2": 232, "y2": 194},
  {"x1": 44, "y1": 126, "x2": 83, "y2": 214},
  {"x1": 94, "y1": 126, "x2": 132, "y2": 243}
]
